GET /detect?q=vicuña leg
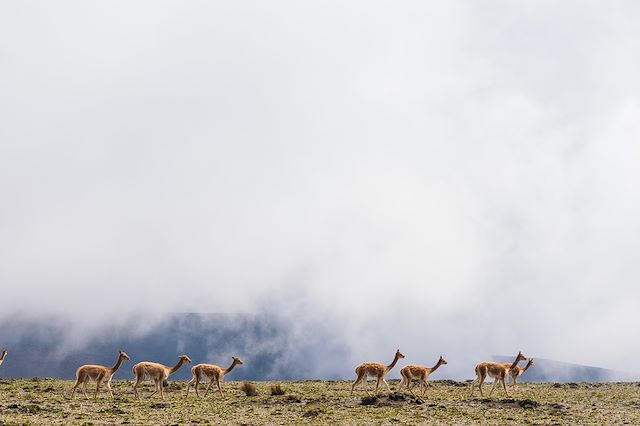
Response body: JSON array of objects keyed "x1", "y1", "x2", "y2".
[
  {"x1": 197, "y1": 378, "x2": 203, "y2": 397},
  {"x1": 476, "y1": 374, "x2": 486, "y2": 397},
  {"x1": 470, "y1": 370, "x2": 483, "y2": 397},
  {"x1": 185, "y1": 375, "x2": 198, "y2": 398},
  {"x1": 70, "y1": 379, "x2": 80, "y2": 399},
  {"x1": 70, "y1": 381, "x2": 82, "y2": 399},
  {"x1": 488, "y1": 379, "x2": 498, "y2": 397},
  {"x1": 204, "y1": 379, "x2": 214, "y2": 397},
  {"x1": 351, "y1": 373, "x2": 364, "y2": 394},
  {"x1": 148, "y1": 380, "x2": 159, "y2": 398},
  {"x1": 133, "y1": 377, "x2": 142, "y2": 400},
  {"x1": 406, "y1": 380, "x2": 417, "y2": 396},
  {"x1": 82, "y1": 379, "x2": 89, "y2": 400},
  {"x1": 501, "y1": 379, "x2": 509, "y2": 397},
  {"x1": 193, "y1": 377, "x2": 200, "y2": 397}
]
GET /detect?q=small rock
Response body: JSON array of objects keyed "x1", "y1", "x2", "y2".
[
  {"x1": 518, "y1": 399, "x2": 539, "y2": 409},
  {"x1": 361, "y1": 396, "x2": 378, "y2": 406},
  {"x1": 302, "y1": 409, "x2": 321, "y2": 417},
  {"x1": 149, "y1": 402, "x2": 170, "y2": 409}
]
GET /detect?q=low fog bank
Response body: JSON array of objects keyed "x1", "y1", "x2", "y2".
[
  {"x1": 1, "y1": 311, "x2": 638, "y2": 383},
  {"x1": 0, "y1": 312, "x2": 347, "y2": 381},
  {"x1": 493, "y1": 356, "x2": 640, "y2": 383}
]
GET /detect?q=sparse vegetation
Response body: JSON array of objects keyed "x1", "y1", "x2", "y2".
[
  {"x1": 0, "y1": 379, "x2": 639, "y2": 425},
  {"x1": 240, "y1": 381, "x2": 258, "y2": 396},
  {"x1": 270, "y1": 382, "x2": 286, "y2": 395}
]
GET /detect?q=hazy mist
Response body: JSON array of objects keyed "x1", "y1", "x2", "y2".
[{"x1": 2, "y1": 1, "x2": 640, "y2": 379}]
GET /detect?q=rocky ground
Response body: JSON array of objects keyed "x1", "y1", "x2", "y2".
[{"x1": 1, "y1": 379, "x2": 639, "y2": 425}]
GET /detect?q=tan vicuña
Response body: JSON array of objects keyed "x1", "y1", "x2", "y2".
[
  {"x1": 351, "y1": 349, "x2": 405, "y2": 394},
  {"x1": 399, "y1": 355, "x2": 447, "y2": 395},
  {"x1": 132, "y1": 355, "x2": 191, "y2": 400},
  {"x1": 70, "y1": 351, "x2": 130, "y2": 399},
  {"x1": 185, "y1": 356, "x2": 243, "y2": 398},
  {"x1": 470, "y1": 351, "x2": 527, "y2": 398}
]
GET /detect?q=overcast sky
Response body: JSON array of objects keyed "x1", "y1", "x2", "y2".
[{"x1": 2, "y1": 1, "x2": 640, "y2": 377}]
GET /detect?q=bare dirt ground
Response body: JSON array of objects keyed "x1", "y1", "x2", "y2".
[{"x1": 1, "y1": 379, "x2": 639, "y2": 425}]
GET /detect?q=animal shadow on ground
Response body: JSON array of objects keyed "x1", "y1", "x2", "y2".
[
  {"x1": 360, "y1": 393, "x2": 425, "y2": 407},
  {"x1": 474, "y1": 398, "x2": 565, "y2": 411}
]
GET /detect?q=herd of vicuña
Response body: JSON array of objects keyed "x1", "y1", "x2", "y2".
[{"x1": 0, "y1": 348, "x2": 535, "y2": 400}]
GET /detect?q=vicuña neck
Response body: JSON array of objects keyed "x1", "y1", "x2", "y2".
[
  {"x1": 386, "y1": 353, "x2": 400, "y2": 372},
  {"x1": 508, "y1": 356, "x2": 521, "y2": 370},
  {"x1": 169, "y1": 358, "x2": 185, "y2": 374},
  {"x1": 224, "y1": 360, "x2": 239, "y2": 375},
  {"x1": 110, "y1": 355, "x2": 125, "y2": 373}
]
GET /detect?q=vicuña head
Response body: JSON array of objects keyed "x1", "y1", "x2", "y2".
[
  {"x1": 119, "y1": 351, "x2": 130, "y2": 360},
  {"x1": 396, "y1": 349, "x2": 405, "y2": 359},
  {"x1": 515, "y1": 351, "x2": 527, "y2": 363},
  {"x1": 180, "y1": 355, "x2": 192, "y2": 364},
  {"x1": 439, "y1": 355, "x2": 448, "y2": 365},
  {"x1": 232, "y1": 356, "x2": 244, "y2": 365}
]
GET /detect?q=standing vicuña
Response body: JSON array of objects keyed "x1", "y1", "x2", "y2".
[
  {"x1": 399, "y1": 355, "x2": 447, "y2": 395},
  {"x1": 0, "y1": 349, "x2": 7, "y2": 367},
  {"x1": 351, "y1": 349, "x2": 405, "y2": 394},
  {"x1": 470, "y1": 351, "x2": 527, "y2": 397},
  {"x1": 185, "y1": 356, "x2": 243, "y2": 398},
  {"x1": 506, "y1": 358, "x2": 534, "y2": 388},
  {"x1": 132, "y1": 355, "x2": 191, "y2": 400},
  {"x1": 70, "y1": 351, "x2": 130, "y2": 399}
]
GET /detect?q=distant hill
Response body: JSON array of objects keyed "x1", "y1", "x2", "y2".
[
  {"x1": 492, "y1": 355, "x2": 639, "y2": 382},
  {"x1": 1, "y1": 313, "x2": 637, "y2": 382},
  {"x1": 0, "y1": 312, "x2": 347, "y2": 381}
]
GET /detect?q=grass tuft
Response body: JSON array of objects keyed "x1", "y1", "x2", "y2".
[
  {"x1": 240, "y1": 381, "x2": 258, "y2": 396},
  {"x1": 0, "y1": 379, "x2": 635, "y2": 424},
  {"x1": 270, "y1": 383, "x2": 286, "y2": 396}
]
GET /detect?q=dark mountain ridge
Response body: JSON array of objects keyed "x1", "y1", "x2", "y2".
[{"x1": 1, "y1": 313, "x2": 635, "y2": 382}]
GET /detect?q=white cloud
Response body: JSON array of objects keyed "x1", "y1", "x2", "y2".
[{"x1": 1, "y1": 1, "x2": 639, "y2": 377}]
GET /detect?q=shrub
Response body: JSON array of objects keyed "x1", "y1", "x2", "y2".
[
  {"x1": 270, "y1": 383, "x2": 286, "y2": 396},
  {"x1": 286, "y1": 394, "x2": 302, "y2": 403},
  {"x1": 240, "y1": 381, "x2": 258, "y2": 396}
]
